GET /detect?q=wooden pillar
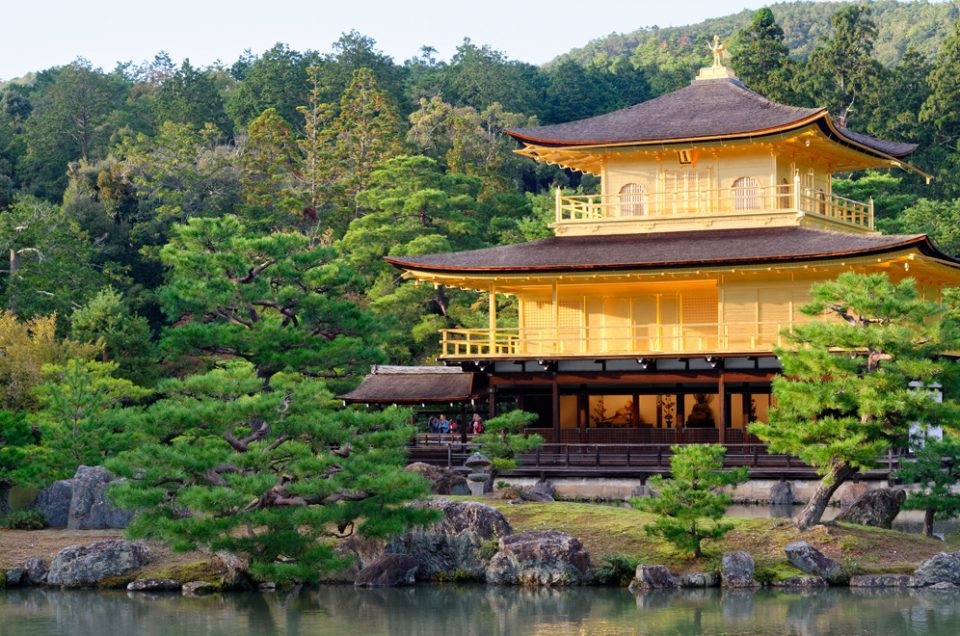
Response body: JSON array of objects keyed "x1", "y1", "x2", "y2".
[
  {"x1": 631, "y1": 393, "x2": 640, "y2": 428},
  {"x1": 742, "y1": 390, "x2": 752, "y2": 425},
  {"x1": 676, "y1": 392, "x2": 685, "y2": 444},
  {"x1": 488, "y1": 283, "x2": 497, "y2": 353},
  {"x1": 460, "y1": 402, "x2": 467, "y2": 444},
  {"x1": 718, "y1": 373, "x2": 726, "y2": 445},
  {"x1": 488, "y1": 385, "x2": 497, "y2": 419},
  {"x1": 578, "y1": 392, "x2": 588, "y2": 444},
  {"x1": 551, "y1": 380, "x2": 560, "y2": 444}
]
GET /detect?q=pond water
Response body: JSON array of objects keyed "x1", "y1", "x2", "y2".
[{"x1": 4, "y1": 585, "x2": 960, "y2": 636}]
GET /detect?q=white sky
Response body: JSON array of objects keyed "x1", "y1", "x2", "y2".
[{"x1": 0, "y1": 0, "x2": 773, "y2": 80}]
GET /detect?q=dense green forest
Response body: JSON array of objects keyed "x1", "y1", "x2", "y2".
[{"x1": 4, "y1": 1, "x2": 960, "y2": 577}]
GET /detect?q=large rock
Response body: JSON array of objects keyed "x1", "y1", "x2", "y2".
[
  {"x1": 485, "y1": 530, "x2": 592, "y2": 586},
  {"x1": 34, "y1": 480, "x2": 73, "y2": 528},
  {"x1": 835, "y1": 488, "x2": 906, "y2": 529},
  {"x1": 67, "y1": 466, "x2": 133, "y2": 530},
  {"x1": 721, "y1": 552, "x2": 758, "y2": 588},
  {"x1": 784, "y1": 541, "x2": 846, "y2": 584},
  {"x1": 773, "y1": 576, "x2": 828, "y2": 589},
  {"x1": 628, "y1": 565, "x2": 679, "y2": 591},
  {"x1": 849, "y1": 574, "x2": 914, "y2": 588},
  {"x1": 386, "y1": 498, "x2": 512, "y2": 581},
  {"x1": 127, "y1": 578, "x2": 181, "y2": 592},
  {"x1": 404, "y1": 463, "x2": 469, "y2": 496},
  {"x1": 769, "y1": 481, "x2": 794, "y2": 506},
  {"x1": 46, "y1": 540, "x2": 152, "y2": 588},
  {"x1": 681, "y1": 572, "x2": 719, "y2": 588},
  {"x1": 4, "y1": 558, "x2": 48, "y2": 587},
  {"x1": 913, "y1": 552, "x2": 960, "y2": 588},
  {"x1": 354, "y1": 554, "x2": 420, "y2": 587}
]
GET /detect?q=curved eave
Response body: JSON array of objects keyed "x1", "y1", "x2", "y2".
[
  {"x1": 508, "y1": 112, "x2": 928, "y2": 180},
  {"x1": 385, "y1": 236, "x2": 958, "y2": 277}
]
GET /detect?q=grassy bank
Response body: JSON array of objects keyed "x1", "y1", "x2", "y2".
[{"x1": 469, "y1": 498, "x2": 960, "y2": 582}]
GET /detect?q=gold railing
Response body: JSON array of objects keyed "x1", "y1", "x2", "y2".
[
  {"x1": 556, "y1": 183, "x2": 873, "y2": 229},
  {"x1": 440, "y1": 321, "x2": 792, "y2": 358}
]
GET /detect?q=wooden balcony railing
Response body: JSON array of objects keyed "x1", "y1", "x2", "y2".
[
  {"x1": 440, "y1": 321, "x2": 791, "y2": 358},
  {"x1": 556, "y1": 181, "x2": 873, "y2": 230}
]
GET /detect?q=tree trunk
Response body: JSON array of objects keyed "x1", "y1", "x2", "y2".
[
  {"x1": 923, "y1": 508, "x2": 935, "y2": 537},
  {"x1": 795, "y1": 461, "x2": 857, "y2": 530}
]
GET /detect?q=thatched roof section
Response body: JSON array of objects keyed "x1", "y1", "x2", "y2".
[
  {"x1": 507, "y1": 78, "x2": 916, "y2": 158},
  {"x1": 387, "y1": 227, "x2": 954, "y2": 274},
  {"x1": 340, "y1": 366, "x2": 478, "y2": 404}
]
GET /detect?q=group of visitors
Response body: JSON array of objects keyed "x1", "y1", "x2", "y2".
[{"x1": 427, "y1": 413, "x2": 485, "y2": 436}]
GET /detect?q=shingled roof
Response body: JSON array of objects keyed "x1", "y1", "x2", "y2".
[
  {"x1": 386, "y1": 227, "x2": 956, "y2": 274},
  {"x1": 340, "y1": 366, "x2": 478, "y2": 404},
  {"x1": 507, "y1": 78, "x2": 916, "y2": 158}
]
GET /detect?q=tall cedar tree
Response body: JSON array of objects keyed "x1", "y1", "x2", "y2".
[
  {"x1": 897, "y1": 436, "x2": 960, "y2": 537},
  {"x1": 631, "y1": 444, "x2": 748, "y2": 558},
  {"x1": 159, "y1": 215, "x2": 382, "y2": 385},
  {"x1": 108, "y1": 361, "x2": 434, "y2": 582},
  {"x1": 730, "y1": 8, "x2": 795, "y2": 103},
  {"x1": 333, "y1": 68, "x2": 402, "y2": 225},
  {"x1": 750, "y1": 272, "x2": 960, "y2": 529}
]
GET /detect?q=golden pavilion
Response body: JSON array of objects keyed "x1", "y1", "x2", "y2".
[{"x1": 353, "y1": 56, "x2": 960, "y2": 447}]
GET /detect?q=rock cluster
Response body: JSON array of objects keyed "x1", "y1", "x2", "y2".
[
  {"x1": 721, "y1": 552, "x2": 758, "y2": 588},
  {"x1": 46, "y1": 540, "x2": 152, "y2": 588},
  {"x1": 485, "y1": 530, "x2": 592, "y2": 586},
  {"x1": 835, "y1": 488, "x2": 906, "y2": 529},
  {"x1": 784, "y1": 541, "x2": 846, "y2": 584},
  {"x1": 404, "y1": 463, "x2": 469, "y2": 496},
  {"x1": 912, "y1": 552, "x2": 960, "y2": 588},
  {"x1": 33, "y1": 466, "x2": 132, "y2": 529}
]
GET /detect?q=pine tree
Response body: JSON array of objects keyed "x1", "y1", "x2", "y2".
[
  {"x1": 472, "y1": 410, "x2": 542, "y2": 472},
  {"x1": 897, "y1": 436, "x2": 960, "y2": 537},
  {"x1": 750, "y1": 272, "x2": 960, "y2": 529},
  {"x1": 108, "y1": 361, "x2": 434, "y2": 582},
  {"x1": 159, "y1": 215, "x2": 382, "y2": 386},
  {"x1": 631, "y1": 444, "x2": 748, "y2": 558}
]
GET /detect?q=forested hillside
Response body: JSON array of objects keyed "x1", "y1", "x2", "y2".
[{"x1": 555, "y1": 0, "x2": 958, "y2": 68}]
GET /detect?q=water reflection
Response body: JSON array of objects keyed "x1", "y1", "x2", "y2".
[{"x1": 4, "y1": 585, "x2": 960, "y2": 636}]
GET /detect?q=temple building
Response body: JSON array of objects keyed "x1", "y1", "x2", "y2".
[{"x1": 347, "y1": 54, "x2": 960, "y2": 447}]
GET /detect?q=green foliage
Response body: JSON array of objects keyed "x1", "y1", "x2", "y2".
[
  {"x1": 882, "y1": 198, "x2": 960, "y2": 257},
  {"x1": 472, "y1": 410, "x2": 542, "y2": 472},
  {"x1": 159, "y1": 215, "x2": 381, "y2": 386},
  {"x1": 897, "y1": 436, "x2": 960, "y2": 535},
  {"x1": 751, "y1": 272, "x2": 960, "y2": 526},
  {"x1": 0, "y1": 196, "x2": 114, "y2": 322},
  {"x1": 0, "y1": 509, "x2": 45, "y2": 529},
  {"x1": 0, "y1": 410, "x2": 35, "y2": 496},
  {"x1": 631, "y1": 444, "x2": 747, "y2": 558},
  {"x1": 0, "y1": 311, "x2": 99, "y2": 410},
  {"x1": 107, "y1": 361, "x2": 435, "y2": 583},
  {"x1": 23, "y1": 359, "x2": 151, "y2": 487},
  {"x1": 594, "y1": 554, "x2": 641, "y2": 587},
  {"x1": 70, "y1": 287, "x2": 158, "y2": 385},
  {"x1": 730, "y1": 8, "x2": 795, "y2": 103}
]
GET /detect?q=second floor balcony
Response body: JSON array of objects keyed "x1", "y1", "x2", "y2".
[
  {"x1": 554, "y1": 179, "x2": 874, "y2": 234},
  {"x1": 440, "y1": 320, "x2": 795, "y2": 360}
]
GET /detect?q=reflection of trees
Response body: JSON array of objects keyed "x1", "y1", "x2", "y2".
[{"x1": 6, "y1": 586, "x2": 960, "y2": 635}]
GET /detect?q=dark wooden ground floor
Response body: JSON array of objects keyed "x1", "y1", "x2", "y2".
[{"x1": 486, "y1": 368, "x2": 775, "y2": 446}]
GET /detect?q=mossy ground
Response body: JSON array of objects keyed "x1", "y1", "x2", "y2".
[{"x1": 461, "y1": 498, "x2": 960, "y2": 580}]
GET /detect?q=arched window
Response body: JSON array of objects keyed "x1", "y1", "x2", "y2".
[
  {"x1": 619, "y1": 183, "x2": 646, "y2": 217},
  {"x1": 732, "y1": 176, "x2": 760, "y2": 210}
]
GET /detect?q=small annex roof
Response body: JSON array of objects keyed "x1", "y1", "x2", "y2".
[
  {"x1": 506, "y1": 77, "x2": 917, "y2": 159},
  {"x1": 340, "y1": 365, "x2": 478, "y2": 404},
  {"x1": 386, "y1": 227, "x2": 957, "y2": 274}
]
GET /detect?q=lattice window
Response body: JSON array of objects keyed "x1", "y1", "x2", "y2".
[
  {"x1": 619, "y1": 183, "x2": 646, "y2": 217},
  {"x1": 682, "y1": 290, "x2": 719, "y2": 327},
  {"x1": 522, "y1": 299, "x2": 553, "y2": 330},
  {"x1": 732, "y1": 176, "x2": 760, "y2": 210}
]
